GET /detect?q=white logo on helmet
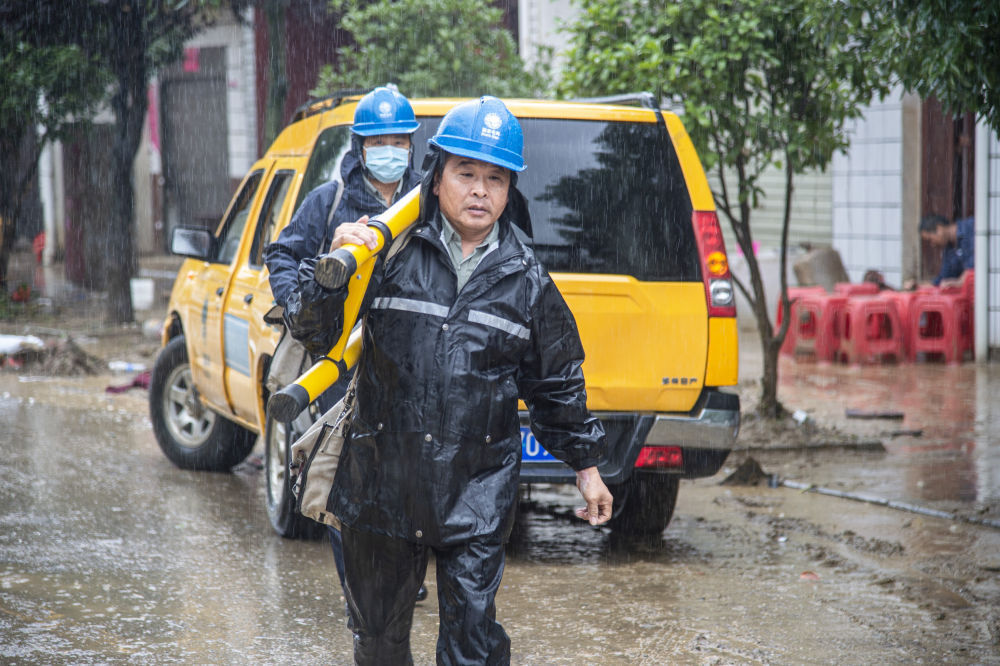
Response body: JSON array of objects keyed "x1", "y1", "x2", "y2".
[
  {"x1": 481, "y1": 112, "x2": 502, "y2": 141},
  {"x1": 377, "y1": 101, "x2": 393, "y2": 119}
]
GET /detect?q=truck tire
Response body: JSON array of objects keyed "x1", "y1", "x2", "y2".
[
  {"x1": 608, "y1": 474, "x2": 680, "y2": 537},
  {"x1": 149, "y1": 335, "x2": 255, "y2": 471},
  {"x1": 264, "y1": 412, "x2": 324, "y2": 539}
]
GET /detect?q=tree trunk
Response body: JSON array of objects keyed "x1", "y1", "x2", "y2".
[
  {"x1": 105, "y1": 6, "x2": 148, "y2": 324},
  {"x1": 759, "y1": 333, "x2": 783, "y2": 417},
  {"x1": 730, "y1": 152, "x2": 785, "y2": 418},
  {"x1": 0, "y1": 217, "x2": 13, "y2": 292},
  {"x1": 751, "y1": 263, "x2": 781, "y2": 417},
  {"x1": 0, "y1": 128, "x2": 43, "y2": 290},
  {"x1": 758, "y1": 154, "x2": 797, "y2": 419}
]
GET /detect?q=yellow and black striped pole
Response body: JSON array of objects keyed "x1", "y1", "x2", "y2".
[{"x1": 266, "y1": 186, "x2": 421, "y2": 422}]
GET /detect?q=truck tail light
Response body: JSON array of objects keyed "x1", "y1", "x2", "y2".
[
  {"x1": 634, "y1": 446, "x2": 683, "y2": 469},
  {"x1": 692, "y1": 211, "x2": 736, "y2": 318}
]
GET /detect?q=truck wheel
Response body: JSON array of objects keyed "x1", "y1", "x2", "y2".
[
  {"x1": 264, "y1": 412, "x2": 324, "y2": 539},
  {"x1": 608, "y1": 474, "x2": 680, "y2": 536},
  {"x1": 149, "y1": 335, "x2": 255, "y2": 471}
]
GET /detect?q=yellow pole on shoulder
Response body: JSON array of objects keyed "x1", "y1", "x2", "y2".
[{"x1": 266, "y1": 186, "x2": 421, "y2": 422}]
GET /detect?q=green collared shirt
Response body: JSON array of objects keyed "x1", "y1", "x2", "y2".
[
  {"x1": 363, "y1": 175, "x2": 405, "y2": 207},
  {"x1": 440, "y1": 213, "x2": 500, "y2": 292}
]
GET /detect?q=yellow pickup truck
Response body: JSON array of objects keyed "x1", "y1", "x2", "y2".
[{"x1": 149, "y1": 93, "x2": 740, "y2": 539}]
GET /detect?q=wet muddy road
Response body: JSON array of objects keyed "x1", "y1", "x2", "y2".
[{"x1": 2, "y1": 338, "x2": 999, "y2": 664}]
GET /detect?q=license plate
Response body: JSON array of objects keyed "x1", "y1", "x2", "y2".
[{"x1": 520, "y1": 427, "x2": 556, "y2": 462}]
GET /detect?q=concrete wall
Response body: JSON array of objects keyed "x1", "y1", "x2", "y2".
[
  {"x1": 36, "y1": 12, "x2": 257, "y2": 261},
  {"x1": 517, "y1": 0, "x2": 575, "y2": 74},
  {"x1": 184, "y1": 14, "x2": 257, "y2": 180},
  {"x1": 831, "y1": 87, "x2": 906, "y2": 287},
  {"x1": 987, "y1": 130, "x2": 1000, "y2": 350},
  {"x1": 712, "y1": 166, "x2": 833, "y2": 252},
  {"x1": 132, "y1": 119, "x2": 154, "y2": 254}
]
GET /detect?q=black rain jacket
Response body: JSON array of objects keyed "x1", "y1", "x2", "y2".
[
  {"x1": 289, "y1": 175, "x2": 606, "y2": 547},
  {"x1": 264, "y1": 148, "x2": 421, "y2": 307}
]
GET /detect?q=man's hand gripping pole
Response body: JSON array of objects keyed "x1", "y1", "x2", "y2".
[{"x1": 266, "y1": 187, "x2": 421, "y2": 422}]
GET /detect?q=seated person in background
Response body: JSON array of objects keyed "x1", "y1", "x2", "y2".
[
  {"x1": 862, "y1": 269, "x2": 894, "y2": 291},
  {"x1": 919, "y1": 214, "x2": 974, "y2": 287}
]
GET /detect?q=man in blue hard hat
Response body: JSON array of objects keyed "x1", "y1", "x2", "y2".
[
  {"x1": 266, "y1": 86, "x2": 422, "y2": 308},
  {"x1": 288, "y1": 96, "x2": 613, "y2": 664},
  {"x1": 263, "y1": 86, "x2": 425, "y2": 604}
]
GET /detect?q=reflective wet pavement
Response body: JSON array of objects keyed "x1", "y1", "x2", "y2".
[
  {"x1": 765, "y1": 348, "x2": 1000, "y2": 516},
  {"x1": 1, "y1": 334, "x2": 999, "y2": 663}
]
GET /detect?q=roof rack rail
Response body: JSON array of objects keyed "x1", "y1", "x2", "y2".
[
  {"x1": 291, "y1": 87, "x2": 370, "y2": 123},
  {"x1": 569, "y1": 92, "x2": 658, "y2": 109}
]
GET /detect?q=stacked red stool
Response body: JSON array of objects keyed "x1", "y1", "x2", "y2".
[
  {"x1": 778, "y1": 287, "x2": 824, "y2": 356},
  {"x1": 778, "y1": 287, "x2": 846, "y2": 361},
  {"x1": 782, "y1": 272, "x2": 975, "y2": 365},
  {"x1": 908, "y1": 288, "x2": 972, "y2": 363},
  {"x1": 880, "y1": 290, "x2": 918, "y2": 357},
  {"x1": 836, "y1": 294, "x2": 905, "y2": 364},
  {"x1": 963, "y1": 269, "x2": 975, "y2": 301}
]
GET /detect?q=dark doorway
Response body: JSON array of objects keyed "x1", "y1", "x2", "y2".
[
  {"x1": 920, "y1": 98, "x2": 976, "y2": 281},
  {"x1": 161, "y1": 46, "x2": 231, "y2": 242}
]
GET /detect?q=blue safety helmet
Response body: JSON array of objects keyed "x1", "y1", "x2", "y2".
[
  {"x1": 428, "y1": 96, "x2": 525, "y2": 172},
  {"x1": 351, "y1": 86, "x2": 420, "y2": 136}
]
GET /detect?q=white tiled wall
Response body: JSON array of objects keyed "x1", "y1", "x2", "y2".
[{"x1": 831, "y1": 90, "x2": 906, "y2": 286}]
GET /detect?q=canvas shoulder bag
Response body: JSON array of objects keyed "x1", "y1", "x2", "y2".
[{"x1": 290, "y1": 374, "x2": 356, "y2": 528}]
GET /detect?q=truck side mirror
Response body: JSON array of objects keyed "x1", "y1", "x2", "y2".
[{"x1": 170, "y1": 227, "x2": 213, "y2": 259}]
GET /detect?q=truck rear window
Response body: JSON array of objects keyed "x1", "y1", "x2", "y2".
[
  {"x1": 417, "y1": 117, "x2": 699, "y2": 282},
  {"x1": 301, "y1": 114, "x2": 700, "y2": 282}
]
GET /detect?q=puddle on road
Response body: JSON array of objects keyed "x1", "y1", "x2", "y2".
[{"x1": 773, "y1": 357, "x2": 1000, "y2": 514}]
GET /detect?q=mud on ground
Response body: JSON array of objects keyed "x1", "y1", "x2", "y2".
[
  {"x1": 1, "y1": 312, "x2": 160, "y2": 377},
  {"x1": 734, "y1": 376, "x2": 890, "y2": 452}
]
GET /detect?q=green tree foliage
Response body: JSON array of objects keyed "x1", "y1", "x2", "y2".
[
  {"x1": 0, "y1": 26, "x2": 108, "y2": 289},
  {"x1": 559, "y1": 0, "x2": 888, "y2": 417},
  {"x1": 314, "y1": 0, "x2": 549, "y2": 98},
  {"x1": 867, "y1": 0, "x2": 1000, "y2": 133}
]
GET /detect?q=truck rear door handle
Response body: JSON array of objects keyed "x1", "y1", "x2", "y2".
[
  {"x1": 215, "y1": 287, "x2": 224, "y2": 297},
  {"x1": 243, "y1": 293, "x2": 253, "y2": 304}
]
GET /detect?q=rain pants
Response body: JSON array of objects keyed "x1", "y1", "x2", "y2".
[{"x1": 341, "y1": 523, "x2": 509, "y2": 665}]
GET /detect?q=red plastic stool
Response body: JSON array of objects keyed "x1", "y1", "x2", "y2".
[
  {"x1": 784, "y1": 293, "x2": 847, "y2": 361},
  {"x1": 881, "y1": 291, "x2": 918, "y2": 358},
  {"x1": 908, "y1": 292, "x2": 972, "y2": 363},
  {"x1": 962, "y1": 269, "x2": 974, "y2": 301},
  {"x1": 836, "y1": 295, "x2": 904, "y2": 364},
  {"x1": 834, "y1": 281, "x2": 879, "y2": 297},
  {"x1": 777, "y1": 287, "x2": 827, "y2": 356}
]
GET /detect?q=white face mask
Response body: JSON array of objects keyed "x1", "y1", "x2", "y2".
[{"x1": 364, "y1": 145, "x2": 409, "y2": 184}]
